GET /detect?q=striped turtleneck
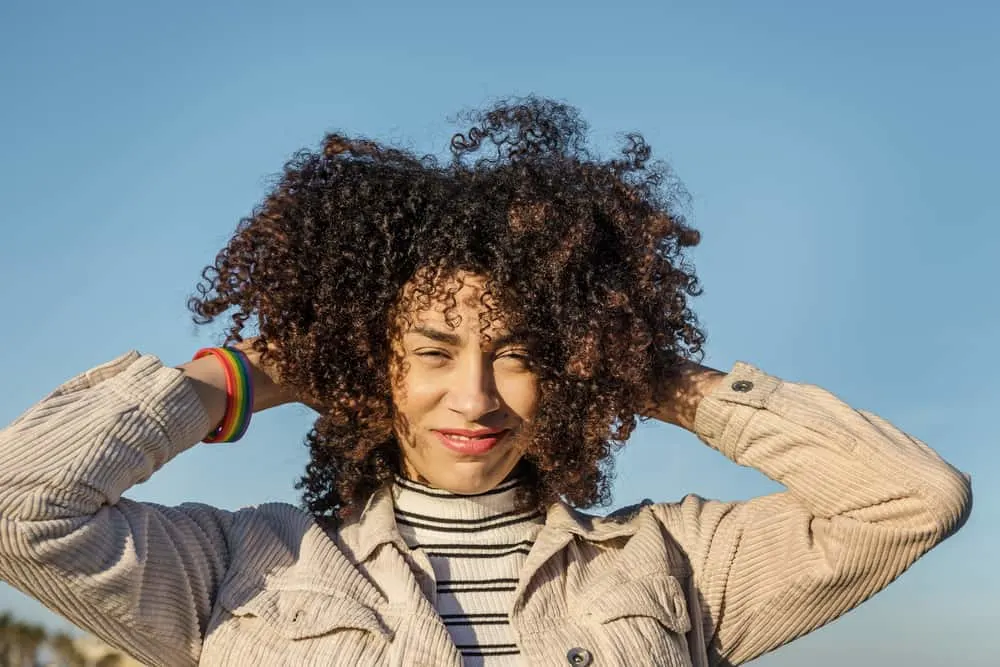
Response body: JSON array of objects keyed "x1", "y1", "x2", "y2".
[{"x1": 392, "y1": 476, "x2": 545, "y2": 666}]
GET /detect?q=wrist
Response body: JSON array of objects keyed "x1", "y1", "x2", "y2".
[
  {"x1": 644, "y1": 361, "x2": 725, "y2": 432},
  {"x1": 193, "y1": 347, "x2": 255, "y2": 443},
  {"x1": 247, "y1": 364, "x2": 292, "y2": 412},
  {"x1": 233, "y1": 341, "x2": 295, "y2": 412}
]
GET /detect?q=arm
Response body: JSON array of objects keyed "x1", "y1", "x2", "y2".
[
  {"x1": 0, "y1": 346, "x2": 291, "y2": 667},
  {"x1": 645, "y1": 361, "x2": 971, "y2": 666}
]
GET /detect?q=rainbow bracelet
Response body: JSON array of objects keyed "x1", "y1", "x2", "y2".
[{"x1": 193, "y1": 347, "x2": 254, "y2": 443}]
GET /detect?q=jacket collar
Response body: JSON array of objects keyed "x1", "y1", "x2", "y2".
[
  {"x1": 352, "y1": 484, "x2": 410, "y2": 563},
  {"x1": 509, "y1": 500, "x2": 650, "y2": 611},
  {"x1": 542, "y1": 499, "x2": 648, "y2": 540}
]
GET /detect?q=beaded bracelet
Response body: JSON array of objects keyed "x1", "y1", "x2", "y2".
[{"x1": 193, "y1": 347, "x2": 254, "y2": 443}]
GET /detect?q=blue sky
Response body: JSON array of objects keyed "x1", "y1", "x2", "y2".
[{"x1": 0, "y1": 1, "x2": 995, "y2": 664}]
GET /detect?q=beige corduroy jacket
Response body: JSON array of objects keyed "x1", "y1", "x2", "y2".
[{"x1": 0, "y1": 352, "x2": 971, "y2": 667}]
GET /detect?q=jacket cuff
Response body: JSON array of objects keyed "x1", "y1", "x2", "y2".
[
  {"x1": 692, "y1": 361, "x2": 783, "y2": 460},
  {"x1": 97, "y1": 352, "x2": 214, "y2": 457}
]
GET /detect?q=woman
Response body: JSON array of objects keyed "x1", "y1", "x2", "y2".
[{"x1": 0, "y1": 98, "x2": 971, "y2": 667}]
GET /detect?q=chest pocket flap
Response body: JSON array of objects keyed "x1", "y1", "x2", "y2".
[
  {"x1": 219, "y1": 577, "x2": 392, "y2": 641},
  {"x1": 584, "y1": 568, "x2": 691, "y2": 634}
]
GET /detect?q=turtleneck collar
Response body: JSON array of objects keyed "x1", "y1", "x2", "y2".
[
  {"x1": 390, "y1": 475, "x2": 544, "y2": 543},
  {"x1": 391, "y1": 474, "x2": 522, "y2": 516}
]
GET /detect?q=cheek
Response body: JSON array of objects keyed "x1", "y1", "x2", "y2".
[
  {"x1": 499, "y1": 375, "x2": 540, "y2": 421},
  {"x1": 393, "y1": 370, "x2": 441, "y2": 424}
]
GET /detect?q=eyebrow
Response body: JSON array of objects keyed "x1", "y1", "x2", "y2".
[
  {"x1": 408, "y1": 325, "x2": 530, "y2": 349},
  {"x1": 409, "y1": 326, "x2": 462, "y2": 346}
]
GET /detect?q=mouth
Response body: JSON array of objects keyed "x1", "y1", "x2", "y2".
[{"x1": 433, "y1": 429, "x2": 511, "y2": 456}]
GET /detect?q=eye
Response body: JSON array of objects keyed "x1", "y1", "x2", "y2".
[
  {"x1": 414, "y1": 349, "x2": 451, "y2": 364},
  {"x1": 496, "y1": 349, "x2": 533, "y2": 368}
]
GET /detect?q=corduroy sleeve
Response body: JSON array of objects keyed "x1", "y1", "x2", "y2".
[
  {"x1": 652, "y1": 362, "x2": 972, "y2": 666},
  {"x1": 0, "y1": 352, "x2": 233, "y2": 667}
]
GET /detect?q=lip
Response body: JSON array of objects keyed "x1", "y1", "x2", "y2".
[{"x1": 433, "y1": 428, "x2": 510, "y2": 456}]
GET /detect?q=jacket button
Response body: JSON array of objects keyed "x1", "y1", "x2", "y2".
[
  {"x1": 567, "y1": 647, "x2": 593, "y2": 666},
  {"x1": 731, "y1": 380, "x2": 754, "y2": 393}
]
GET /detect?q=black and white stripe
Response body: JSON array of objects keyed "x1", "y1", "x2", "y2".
[
  {"x1": 455, "y1": 643, "x2": 521, "y2": 657},
  {"x1": 437, "y1": 578, "x2": 518, "y2": 595},
  {"x1": 394, "y1": 507, "x2": 544, "y2": 532},
  {"x1": 392, "y1": 476, "x2": 543, "y2": 666},
  {"x1": 412, "y1": 540, "x2": 535, "y2": 559},
  {"x1": 394, "y1": 475, "x2": 521, "y2": 498},
  {"x1": 441, "y1": 612, "x2": 511, "y2": 626}
]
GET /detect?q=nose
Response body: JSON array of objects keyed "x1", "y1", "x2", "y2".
[{"x1": 444, "y1": 355, "x2": 501, "y2": 420}]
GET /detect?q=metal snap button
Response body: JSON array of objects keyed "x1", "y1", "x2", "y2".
[
  {"x1": 567, "y1": 647, "x2": 593, "y2": 666},
  {"x1": 731, "y1": 380, "x2": 754, "y2": 393}
]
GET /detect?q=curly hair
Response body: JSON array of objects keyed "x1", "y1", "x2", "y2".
[{"x1": 189, "y1": 97, "x2": 705, "y2": 517}]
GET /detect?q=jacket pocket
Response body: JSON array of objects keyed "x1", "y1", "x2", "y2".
[
  {"x1": 566, "y1": 569, "x2": 694, "y2": 666},
  {"x1": 585, "y1": 568, "x2": 691, "y2": 634},
  {"x1": 217, "y1": 577, "x2": 393, "y2": 641}
]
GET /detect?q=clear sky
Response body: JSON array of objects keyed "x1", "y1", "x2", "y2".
[{"x1": 0, "y1": 1, "x2": 995, "y2": 665}]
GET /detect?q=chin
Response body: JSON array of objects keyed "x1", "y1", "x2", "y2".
[
  {"x1": 432, "y1": 472, "x2": 496, "y2": 495},
  {"x1": 421, "y1": 461, "x2": 512, "y2": 495}
]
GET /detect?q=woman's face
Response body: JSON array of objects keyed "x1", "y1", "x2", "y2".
[{"x1": 391, "y1": 272, "x2": 539, "y2": 494}]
